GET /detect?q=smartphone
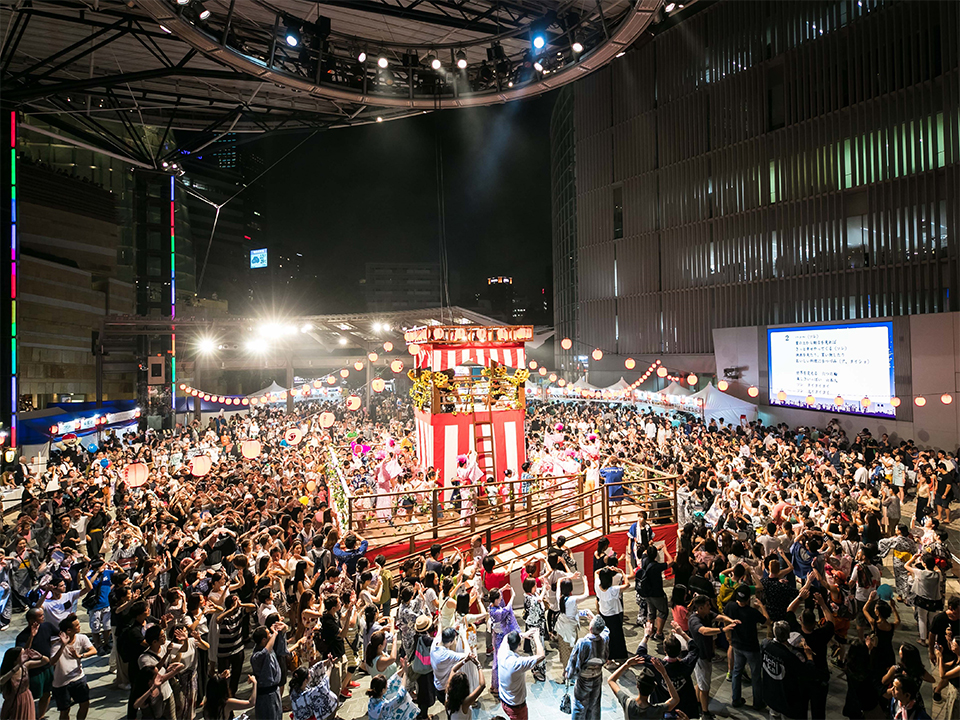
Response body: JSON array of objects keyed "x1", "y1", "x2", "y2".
[{"x1": 51, "y1": 549, "x2": 65, "y2": 565}]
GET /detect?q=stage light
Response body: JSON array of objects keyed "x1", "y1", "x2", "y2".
[
  {"x1": 383, "y1": 324, "x2": 390, "y2": 332},
  {"x1": 339, "y1": 337, "x2": 347, "y2": 345},
  {"x1": 532, "y1": 34, "x2": 546, "y2": 50},
  {"x1": 665, "y1": 2, "x2": 677, "y2": 11},
  {"x1": 748, "y1": 386, "x2": 759, "y2": 398},
  {"x1": 358, "y1": 51, "x2": 367, "y2": 63},
  {"x1": 717, "y1": 380, "x2": 729, "y2": 391},
  {"x1": 428, "y1": 55, "x2": 441, "y2": 70},
  {"x1": 177, "y1": 0, "x2": 190, "y2": 4},
  {"x1": 373, "y1": 322, "x2": 382, "y2": 332},
  {"x1": 376, "y1": 117, "x2": 383, "y2": 123},
  {"x1": 508, "y1": 81, "x2": 514, "y2": 87},
  {"x1": 456, "y1": 51, "x2": 467, "y2": 69},
  {"x1": 534, "y1": 61, "x2": 544, "y2": 72},
  {"x1": 197, "y1": 337, "x2": 216, "y2": 355},
  {"x1": 572, "y1": 41, "x2": 584, "y2": 53},
  {"x1": 300, "y1": 323, "x2": 313, "y2": 333},
  {"x1": 197, "y1": 4, "x2": 210, "y2": 20},
  {"x1": 284, "y1": 25, "x2": 301, "y2": 47},
  {"x1": 377, "y1": 55, "x2": 389, "y2": 68},
  {"x1": 160, "y1": 25, "x2": 172, "y2": 33},
  {"x1": 615, "y1": 51, "x2": 625, "y2": 58},
  {"x1": 245, "y1": 340, "x2": 263, "y2": 354}
]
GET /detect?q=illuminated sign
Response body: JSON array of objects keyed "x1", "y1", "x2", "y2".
[{"x1": 250, "y1": 248, "x2": 268, "y2": 269}]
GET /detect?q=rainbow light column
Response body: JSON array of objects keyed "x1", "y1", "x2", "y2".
[
  {"x1": 170, "y1": 175, "x2": 176, "y2": 409},
  {"x1": 9, "y1": 112, "x2": 16, "y2": 447}
]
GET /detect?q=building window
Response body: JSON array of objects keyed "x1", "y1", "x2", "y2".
[{"x1": 613, "y1": 185, "x2": 623, "y2": 239}]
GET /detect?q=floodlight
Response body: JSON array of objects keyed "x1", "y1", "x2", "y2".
[
  {"x1": 339, "y1": 337, "x2": 347, "y2": 345},
  {"x1": 373, "y1": 322, "x2": 383, "y2": 332},
  {"x1": 197, "y1": 3, "x2": 210, "y2": 20},
  {"x1": 456, "y1": 50, "x2": 467, "y2": 69},
  {"x1": 532, "y1": 34, "x2": 546, "y2": 50},
  {"x1": 284, "y1": 24, "x2": 301, "y2": 47},
  {"x1": 358, "y1": 51, "x2": 367, "y2": 63},
  {"x1": 245, "y1": 340, "x2": 265, "y2": 353},
  {"x1": 427, "y1": 55, "x2": 441, "y2": 70},
  {"x1": 377, "y1": 55, "x2": 389, "y2": 68},
  {"x1": 665, "y1": 2, "x2": 677, "y2": 11},
  {"x1": 534, "y1": 61, "x2": 544, "y2": 72},
  {"x1": 197, "y1": 338, "x2": 216, "y2": 355},
  {"x1": 572, "y1": 41, "x2": 584, "y2": 53}
]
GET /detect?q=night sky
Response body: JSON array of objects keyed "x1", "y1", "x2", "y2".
[{"x1": 255, "y1": 92, "x2": 556, "y2": 314}]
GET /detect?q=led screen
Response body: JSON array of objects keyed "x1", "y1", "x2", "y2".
[
  {"x1": 250, "y1": 248, "x2": 268, "y2": 269},
  {"x1": 767, "y1": 322, "x2": 896, "y2": 417}
]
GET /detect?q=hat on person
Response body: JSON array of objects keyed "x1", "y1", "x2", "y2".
[
  {"x1": 877, "y1": 584, "x2": 895, "y2": 602},
  {"x1": 733, "y1": 585, "x2": 751, "y2": 603},
  {"x1": 414, "y1": 615, "x2": 432, "y2": 633}
]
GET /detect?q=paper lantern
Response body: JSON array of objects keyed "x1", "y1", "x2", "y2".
[
  {"x1": 241, "y1": 398, "x2": 249, "y2": 405},
  {"x1": 318, "y1": 412, "x2": 335, "y2": 428},
  {"x1": 890, "y1": 397, "x2": 901, "y2": 407},
  {"x1": 179, "y1": 383, "x2": 187, "y2": 390},
  {"x1": 560, "y1": 338, "x2": 572, "y2": 350},
  {"x1": 368, "y1": 352, "x2": 378, "y2": 362},
  {"x1": 941, "y1": 393, "x2": 954, "y2": 405},
  {"x1": 834, "y1": 395, "x2": 844, "y2": 406},
  {"x1": 391, "y1": 360, "x2": 404, "y2": 373},
  {"x1": 861, "y1": 396, "x2": 871, "y2": 408},
  {"x1": 687, "y1": 374, "x2": 698, "y2": 386},
  {"x1": 340, "y1": 369, "x2": 350, "y2": 378},
  {"x1": 529, "y1": 360, "x2": 538, "y2": 369},
  {"x1": 250, "y1": 397, "x2": 259, "y2": 405},
  {"x1": 717, "y1": 380, "x2": 729, "y2": 391},
  {"x1": 203, "y1": 394, "x2": 211, "y2": 401},
  {"x1": 549, "y1": 373, "x2": 558, "y2": 382},
  {"x1": 306, "y1": 480, "x2": 317, "y2": 492},
  {"x1": 346, "y1": 395, "x2": 362, "y2": 411},
  {"x1": 433, "y1": 328, "x2": 444, "y2": 340},
  {"x1": 538, "y1": 367, "x2": 547, "y2": 376},
  {"x1": 354, "y1": 361, "x2": 364, "y2": 371},
  {"x1": 591, "y1": 348, "x2": 603, "y2": 361},
  {"x1": 408, "y1": 343, "x2": 420, "y2": 355},
  {"x1": 285, "y1": 428, "x2": 303, "y2": 446},
  {"x1": 624, "y1": 358, "x2": 636, "y2": 369},
  {"x1": 327, "y1": 376, "x2": 337, "y2": 385},
  {"x1": 123, "y1": 463, "x2": 149, "y2": 488},
  {"x1": 372, "y1": 378, "x2": 386, "y2": 393},
  {"x1": 558, "y1": 379, "x2": 567, "y2": 387},
  {"x1": 747, "y1": 386, "x2": 759, "y2": 398},
  {"x1": 915, "y1": 396, "x2": 927, "y2": 407},
  {"x1": 657, "y1": 367, "x2": 668, "y2": 378},
  {"x1": 241, "y1": 439, "x2": 261, "y2": 459},
  {"x1": 776, "y1": 390, "x2": 787, "y2": 402},
  {"x1": 383, "y1": 341, "x2": 393, "y2": 352},
  {"x1": 806, "y1": 394, "x2": 816, "y2": 405},
  {"x1": 190, "y1": 455, "x2": 213, "y2": 477}
]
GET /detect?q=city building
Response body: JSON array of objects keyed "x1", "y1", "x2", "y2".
[
  {"x1": 364, "y1": 263, "x2": 443, "y2": 312},
  {"x1": 552, "y1": 0, "x2": 960, "y2": 384}
]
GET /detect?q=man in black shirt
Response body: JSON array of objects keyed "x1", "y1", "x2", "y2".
[
  {"x1": 661, "y1": 632, "x2": 701, "y2": 717},
  {"x1": 928, "y1": 596, "x2": 960, "y2": 668},
  {"x1": 637, "y1": 543, "x2": 671, "y2": 642},
  {"x1": 796, "y1": 594, "x2": 835, "y2": 720},
  {"x1": 761, "y1": 621, "x2": 815, "y2": 719},
  {"x1": 16, "y1": 608, "x2": 58, "y2": 718},
  {"x1": 725, "y1": 586, "x2": 769, "y2": 711}
]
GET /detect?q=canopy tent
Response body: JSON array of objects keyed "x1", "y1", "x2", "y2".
[
  {"x1": 247, "y1": 381, "x2": 288, "y2": 398},
  {"x1": 605, "y1": 377, "x2": 632, "y2": 392},
  {"x1": 570, "y1": 377, "x2": 602, "y2": 391},
  {"x1": 691, "y1": 383, "x2": 759, "y2": 425},
  {"x1": 660, "y1": 381, "x2": 691, "y2": 396}
]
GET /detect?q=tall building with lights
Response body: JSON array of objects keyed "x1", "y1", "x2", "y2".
[{"x1": 552, "y1": 0, "x2": 960, "y2": 383}]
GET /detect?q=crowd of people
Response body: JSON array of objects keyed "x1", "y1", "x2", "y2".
[{"x1": 0, "y1": 393, "x2": 957, "y2": 720}]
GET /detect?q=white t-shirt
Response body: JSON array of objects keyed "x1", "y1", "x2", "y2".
[
  {"x1": 43, "y1": 590, "x2": 84, "y2": 625},
  {"x1": 594, "y1": 578, "x2": 623, "y2": 616},
  {"x1": 51, "y1": 634, "x2": 94, "y2": 687}
]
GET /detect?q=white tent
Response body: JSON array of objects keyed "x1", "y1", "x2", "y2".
[
  {"x1": 691, "y1": 383, "x2": 759, "y2": 424},
  {"x1": 247, "y1": 381, "x2": 287, "y2": 399},
  {"x1": 571, "y1": 377, "x2": 601, "y2": 391},
  {"x1": 660, "y1": 381, "x2": 691, "y2": 396},
  {"x1": 605, "y1": 377, "x2": 632, "y2": 392}
]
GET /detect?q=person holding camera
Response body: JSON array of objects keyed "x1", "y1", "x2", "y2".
[{"x1": 607, "y1": 655, "x2": 680, "y2": 719}]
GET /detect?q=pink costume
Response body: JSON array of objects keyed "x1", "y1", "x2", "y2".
[{"x1": 375, "y1": 454, "x2": 402, "y2": 521}]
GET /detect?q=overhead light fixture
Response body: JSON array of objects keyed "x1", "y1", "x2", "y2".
[
  {"x1": 284, "y1": 23, "x2": 301, "y2": 47},
  {"x1": 376, "y1": 116, "x2": 383, "y2": 123},
  {"x1": 245, "y1": 339, "x2": 265, "y2": 354},
  {"x1": 456, "y1": 50, "x2": 467, "y2": 69},
  {"x1": 358, "y1": 51, "x2": 367, "y2": 63},
  {"x1": 176, "y1": 0, "x2": 189, "y2": 5},
  {"x1": 427, "y1": 54, "x2": 441, "y2": 70},
  {"x1": 197, "y1": 337, "x2": 217, "y2": 355},
  {"x1": 377, "y1": 55, "x2": 389, "y2": 68},
  {"x1": 159, "y1": 25, "x2": 172, "y2": 33},
  {"x1": 532, "y1": 34, "x2": 546, "y2": 50},
  {"x1": 338, "y1": 337, "x2": 347, "y2": 345},
  {"x1": 615, "y1": 51, "x2": 625, "y2": 58},
  {"x1": 665, "y1": 2, "x2": 677, "y2": 11},
  {"x1": 197, "y1": 3, "x2": 210, "y2": 20},
  {"x1": 533, "y1": 61, "x2": 544, "y2": 72},
  {"x1": 572, "y1": 40, "x2": 584, "y2": 53}
]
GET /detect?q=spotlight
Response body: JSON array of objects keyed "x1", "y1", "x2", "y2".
[
  {"x1": 534, "y1": 61, "x2": 544, "y2": 72},
  {"x1": 284, "y1": 24, "x2": 301, "y2": 47},
  {"x1": 532, "y1": 34, "x2": 546, "y2": 50},
  {"x1": 358, "y1": 51, "x2": 367, "y2": 63},
  {"x1": 456, "y1": 50, "x2": 467, "y2": 69},
  {"x1": 373, "y1": 322, "x2": 383, "y2": 333},
  {"x1": 615, "y1": 51, "x2": 625, "y2": 58},
  {"x1": 427, "y1": 54, "x2": 441, "y2": 70},
  {"x1": 339, "y1": 337, "x2": 347, "y2": 345},
  {"x1": 245, "y1": 340, "x2": 264, "y2": 354},
  {"x1": 376, "y1": 116, "x2": 383, "y2": 123},
  {"x1": 572, "y1": 41, "x2": 584, "y2": 53},
  {"x1": 377, "y1": 55, "x2": 389, "y2": 68},
  {"x1": 197, "y1": 3, "x2": 210, "y2": 20},
  {"x1": 665, "y1": 2, "x2": 677, "y2": 11},
  {"x1": 176, "y1": 0, "x2": 189, "y2": 5},
  {"x1": 508, "y1": 81, "x2": 514, "y2": 87},
  {"x1": 159, "y1": 25, "x2": 172, "y2": 34},
  {"x1": 197, "y1": 337, "x2": 216, "y2": 355},
  {"x1": 300, "y1": 323, "x2": 314, "y2": 333}
]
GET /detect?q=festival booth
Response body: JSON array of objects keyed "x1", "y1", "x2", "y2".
[
  {"x1": 661, "y1": 380, "x2": 691, "y2": 396},
  {"x1": 691, "y1": 382, "x2": 759, "y2": 424},
  {"x1": 407, "y1": 325, "x2": 531, "y2": 484}
]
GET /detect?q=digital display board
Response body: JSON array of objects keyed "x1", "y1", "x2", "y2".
[
  {"x1": 250, "y1": 248, "x2": 268, "y2": 269},
  {"x1": 767, "y1": 322, "x2": 896, "y2": 417}
]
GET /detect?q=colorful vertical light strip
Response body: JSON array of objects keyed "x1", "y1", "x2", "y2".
[
  {"x1": 9, "y1": 112, "x2": 16, "y2": 447},
  {"x1": 170, "y1": 175, "x2": 176, "y2": 409}
]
